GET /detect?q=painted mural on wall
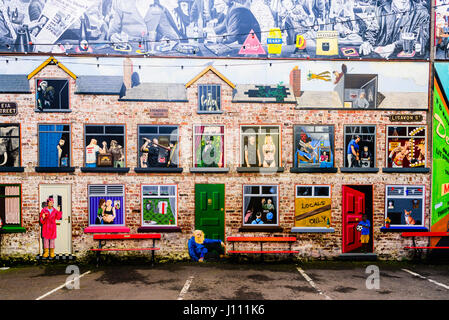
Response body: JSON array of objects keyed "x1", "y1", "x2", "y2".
[
  {"x1": 386, "y1": 125, "x2": 426, "y2": 168},
  {"x1": 295, "y1": 185, "x2": 331, "y2": 228},
  {"x1": 0, "y1": 124, "x2": 20, "y2": 167},
  {"x1": 385, "y1": 185, "x2": 424, "y2": 227},
  {"x1": 344, "y1": 125, "x2": 376, "y2": 168},
  {"x1": 431, "y1": 63, "x2": 449, "y2": 247},
  {"x1": 88, "y1": 185, "x2": 124, "y2": 226},
  {"x1": 38, "y1": 124, "x2": 70, "y2": 167},
  {"x1": 293, "y1": 125, "x2": 334, "y2": 168},
  {"x1": 142, "y1": 185, "x2": 177, "y2": 226},
  {"x1": 35, "y1": 79, "x2": 69, "y2": 111},
  {"x1": 0, "y1": 0, "x2": 430, "y2": 59},
  {"x1": 435, "y1": 0, "x2": 449, "y2": 59}
]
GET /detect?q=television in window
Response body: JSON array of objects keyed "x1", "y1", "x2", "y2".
[
  {"x1": 138, "y1": 125, "x2": 179, "y2": 168},
  {"x1": 141, "y1": 185, "x2": 177, "y2": 227},
  {"x1": 294, "y1": 125, "x2": 334, "y2": 168},
  {"x1": 88, "y1": 185, "x2": 125, "y2": 226},
  {"x1": 85, "y1": 125, "x2": 126, "y2": 168},
  {"x1": 344, "y1": 125, "x2": 376, "y2": 168},
  {"x1": 385, "y1": 185, "x2": 425, "y2": 227},
  {"x1": 241, "y1": 125, "x2": 280, "y2": 168},
  {"x1": 243, "y1": 185, "x2": 278, "y2": 226},
  {"x1": 386, "y1": 126, "x2": 426, "y2": 168},
  {"x1": 194, "y1": 125, "x2": 224, "y2": 168},
  {"x1": 38, "y1": 124, "x2": 70, "y2": 167},
  {"x1": 35, "y1": 79, "x2": 69, "y2": 111},
  {"x1": 0, "y1": 124, "x2": 20, "y2": 168}
]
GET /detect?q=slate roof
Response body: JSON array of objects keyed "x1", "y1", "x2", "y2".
[
  {"x1": 232, "y1": 84, "x2": 297, "y2": 103},
  {"x1": 75, "y1": 76, "x2": 124, "y2": 95},
  {"x1": 119, "y1": 83, "x2": 188, "y2": 102},
  {"x1": 0, "y1": 74, "x2": 30, "y2": 93}
]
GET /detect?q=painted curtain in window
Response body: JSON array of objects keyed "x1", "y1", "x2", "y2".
[{"x1": 39, "y1": 125, "x2": 69, "y2": 167}]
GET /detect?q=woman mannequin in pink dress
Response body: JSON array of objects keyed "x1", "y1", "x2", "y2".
[{"x1": 39, "y1": 198, "x2": 62, "y2": 258}]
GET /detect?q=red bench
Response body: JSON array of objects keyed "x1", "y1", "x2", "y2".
[
  {"x1": 402, "y1": 232, "x2": 449, "y2": 259},
  {"x1": 91, "y1": 234, "x2": 161, "y2": 266},
  {"x1": 227, "y1": 237, "x2": 299, "y2": 260}
]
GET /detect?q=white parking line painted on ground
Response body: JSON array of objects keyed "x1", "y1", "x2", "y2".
[
  {"x1": 35, "y1": 270, "x2": 91, "y2": 300},
  {"x1": 177, "y1": 275, "x2": 194, "y2": 300},
  {"x1": 402, "y1": 268, "x2": 449, "y2": 290},
  {"x1": 296, "y1": 266, "x2": 332, "y2": 300}
]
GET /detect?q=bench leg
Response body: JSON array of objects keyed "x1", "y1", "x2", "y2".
[
  {"x1": 96, "y1": 240, "x2": 104, "y2": 268},
  {"x1": 151, "y1": 239, "x2": 155, "y2": 266},
  {"x1": 260, "y1": 242, "x2": 264, "y2": 263}
]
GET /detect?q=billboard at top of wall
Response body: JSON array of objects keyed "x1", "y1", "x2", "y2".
[
  {"x1": 431, "y1": 63, "x2": 449, "y2": 247},
  {"x1": 0, "y1": 0, "x2": 431, "y2": 59}
]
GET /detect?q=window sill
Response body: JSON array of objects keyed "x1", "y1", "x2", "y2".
[
  {"x1": 189, "y1": 167, "x2": 230, "y2": 173},
  {"x1": 237, "y1": 167, "x2": 284, "y2": 173},
  {"x1": 138, "y1": 226, "x2": 181, "y2": 233},
  {"x1": 0, "y1": 167, "x2": 25, "y2": 172},
  {"x1": 134, "y1": 167, "x2": 183, "y2": 173},
  {"x1": 238, "y1": 226, "x2": 283, "y2": 232},
  {"x1": 35, "y1": 167, "x2": 76, "y2": 173},
  {"x1": 380, "y1": 226, "x2": 428, "y2": 233},
  {"x1": 34, "y1": 109, "x2": 72, "y2": 113},
  {"x1": 290, "y1": 227, "x2": 335, "y2": 233},
  {"x1": 81, "y1": 167, "x2": 130, "y2": 173},
  {"x1": 84, "y1": 226, "x2": 130, "y2": 233},
  {"x1": 382, "y1": 167, "x2": 430, "y2": 173},
  {"x1": 340, "y1": 167, "x2": 379, "y2": 173},
  {"x1": 290, "y1": 167, "x2": 338, "y2": 173},
  {"x1": 0, "y1": 226, "x2": 26, "y2": 233}
]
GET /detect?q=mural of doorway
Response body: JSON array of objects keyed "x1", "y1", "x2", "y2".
[
  {"x1": 342, "y1": 185, "x2": 373, "y2": 254},
  {"x1": 39, "y1": 184, "x2": 72, "y2": 255},
  {"x1": 194, "y1": 184, "x2": 225, "y2": 241}
]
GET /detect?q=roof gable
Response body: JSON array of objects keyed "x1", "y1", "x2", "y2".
[
  {"x1": 185, "y1": 66, "x2": 235, "y2": 89},
  {"x1": 28, "y1": 56, "x2": 76, "y2": 80}
]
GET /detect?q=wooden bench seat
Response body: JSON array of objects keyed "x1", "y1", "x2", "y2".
[
  {"x1": 227, "y1": 236, "x2": 299, "y2": 260},
  {"x1": 91, "y1": 233, "x2": 161, "y2": 266},
  {"x1": 401, "y1": 232, "x2": 449, "y2": 259}
]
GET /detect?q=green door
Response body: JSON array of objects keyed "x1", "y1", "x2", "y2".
[{"x1": 195, "y1": 184, "x2": 225, "y2": 241}]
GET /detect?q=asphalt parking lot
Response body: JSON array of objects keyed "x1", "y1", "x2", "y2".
[{"x1": 0, "y1": 261, "x2": 448, "y2": 301}]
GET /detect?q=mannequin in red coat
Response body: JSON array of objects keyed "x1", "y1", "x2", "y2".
[{"x1": 39, "y1": 198, "x2": 62, "y2": 258}]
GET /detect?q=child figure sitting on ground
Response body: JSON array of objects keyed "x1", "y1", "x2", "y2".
[{"x1": 188, "y1": 230, "x2": 225, "y2": 262}]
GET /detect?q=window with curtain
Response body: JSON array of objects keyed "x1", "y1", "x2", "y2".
[
  {"x1": 193, "y1": 125, "x2": 224, "y2": 168},
  {"x1": 0, "y1": 185, "x2": 21, "y2": 226},
  {"x1": 38, "y1": 124, "x2": 70, "y2": 167},
  {"x1": 141, "y1": 185, "x2": 177, "y2": 227},
  {"x1": 88, "y1": 185, "x2": 125, "y2": 226},
  {"x1": 243, "y1": 185, "x2": 278, "y2": 226}
]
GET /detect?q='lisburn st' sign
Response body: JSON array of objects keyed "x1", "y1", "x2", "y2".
[{"x1": 0, "y1": 102, "x2": 17, "y2": 116}]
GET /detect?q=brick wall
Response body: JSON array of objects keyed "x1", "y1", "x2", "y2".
[{"x1": 0, "y1": 64, "x2": 431, "y2": 260}]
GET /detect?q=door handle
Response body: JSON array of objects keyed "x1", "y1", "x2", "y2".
[{"x1": 67, "y1": 216, "x2": 70, "y2": 223}]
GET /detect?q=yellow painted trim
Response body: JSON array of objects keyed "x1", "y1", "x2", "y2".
[
  {"x1": 185, "y1": 66, "x2": 235, "y2": 89},
  {"x1": 27, "y1": 56, "x2": 76, "y2": 80}
]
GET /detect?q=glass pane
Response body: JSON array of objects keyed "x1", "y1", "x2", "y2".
[
  {"x1": 143, "y1": 186, "x2": 159, "y2": 196},
  {"x1": 262, "y1": 186, "x2": 277, "y2": 194},
  {"x1": 105, "y1": 126, "x2": 124, "y2": 134},
  {"x1": 297, "y1": 186, "x2": 312, "y2": 196},
  {"x1": 85, "y1": 126, "x2": 104, "y2": 134},
  {"x1": 314, "y1": 187, "x2": 330, "y2": 197},
  {"x1": 139, "y1": 126, "x2": 158, "y2": 134}
]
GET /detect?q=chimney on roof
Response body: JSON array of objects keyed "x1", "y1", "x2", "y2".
[
  {"x1": 289, "y1": 66, "x2": 301, "y2": 98},
  {"x1": 123, "y1": 57, "x2": 133, "y2": 89}
]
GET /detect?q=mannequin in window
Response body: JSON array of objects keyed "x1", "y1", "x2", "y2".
[
  {"x1": 244, "y1": 135, "x2": 260, "y2": 167},
  {"x1": 57, "y1": 138, "x2": 69, "y2": 167},
  {"x1": 109, "y1": 140, "x2": 125, "y2": 168},
  {"x1": 262, "y1": 135, "x2": 276, "y2": 168},
  {"x1": 85, "y1": 139, "x2": 100, "y2": 167},
  {"x1": 102, "y1": 199, "x2": 116, "y2": 224}
]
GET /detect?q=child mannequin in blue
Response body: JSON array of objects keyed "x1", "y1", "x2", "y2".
[{"x1": 188, "y1": 230, "x2": 225, "y2": 262}]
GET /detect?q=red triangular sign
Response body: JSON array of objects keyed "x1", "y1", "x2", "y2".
[{"x1": 239, "y1": 30, "x2": 265, "y2": 55}]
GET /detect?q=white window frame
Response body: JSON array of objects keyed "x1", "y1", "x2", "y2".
[
  {"x1": 385, "y1": 184, "x2": 425, "y2": 227},
  {"x1": 240, "y1": 125, "x2": 281, "y2": 167},
  {"x1": 296, "y1": 185, "x2": 331, "y2": 198},
  {"x1": 141, "y1": 184, "x2": 178, "y2": 227},
  {"x1": 193, "y1": 124, "x2": 225, "y2": 168},
  {"x1": 243, "y1": 184, "x2": 279, "y2": 226}
]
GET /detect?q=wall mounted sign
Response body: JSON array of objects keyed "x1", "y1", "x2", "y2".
[
  {"x1": 267, "y1": 28, "x2": 283, "y2": 55},
  {"x1": 150, "y1": 109, "x2": 168, "y2": 118},
  {"x1": 316, "y1": 31, "x2": 339, "y2": 56},
  {"x1": 239, "y1": 29, "x2": 265, "y2": 55},
  {"x1": 389, "y1": 114, "x2": 423, "y2": 122},
  {"x1": 0, "y1": 102, "x2": 18, "y2": 116}
]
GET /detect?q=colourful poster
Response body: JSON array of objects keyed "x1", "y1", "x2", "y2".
[
  {"x1": 431, "y1": 66, "x2": 449, "y2": 246},
  {"x1": 295, "y1": 198, "x2": 331, "y2": 228}
]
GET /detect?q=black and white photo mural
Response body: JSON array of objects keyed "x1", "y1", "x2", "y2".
[{"x1": 0, "y1": 0, "x2": 430, "y2": 59}]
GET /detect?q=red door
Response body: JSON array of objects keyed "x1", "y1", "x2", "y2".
[{"x1": 342, "y1": 186, "x2": 366, "y2": 253}]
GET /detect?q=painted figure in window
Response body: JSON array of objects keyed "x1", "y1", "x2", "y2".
[
  {"x1": 297, "y1": 131, "x2": 319, "y2": 163},
  {"x1": 95, "y1": 198, "x2": 106, "y2": 224},
  {"x1": 404, "y1": 209, "x2": 416, "y2": 225},
  {"x1": 388, "y1": 141, "x2": 410, "y2": 168},
  {"x1": 353, "y1": 92, "x2": 369, "y2": 109},
  {"x1": 320, "y1": 151, "x2": 328, "y2": 162},
  {"x1": 86, "y1": 138, "x2": 100, "y2": 167},
  {"x1": 262, "y1": 198, "x2": 274, "y2": 222},
  {"x1": 262, "y1": 135, "x2": 276, "y2": 167},
  {"x1": 39, "y1": 197, "x2": 62, "y2": 258},
  {"x1": 141, "y1": 137, "x2": 173, "y2": 167},
  {"x1": 388, "y1": 200, "x2": 394, "y2": 210},
  {"x1": 198, "y1": 127, "x2": 222, "y2": 167},
  {"x1": 360, "y1": 145, "x2": 372, "y2": 168},
  {"x1": 251, "y1": 211, "x2": 264, "y2": 224},
  {"x1": 36, "y1": 80, "x2": 55, "y2": 111},
  {"x1": 357, "y1": 214, "x2": 370, "y2": 253},
  {"x1": 347, "y1": 135, "x2": 360, "y2": 167},
  {"x1": 0, "y1": 126, "x2": 19, "y2": 167},
  {"x1": 102, "y1": 199, "x2": 116, "y2": 224},
  {"x1": 57, "y1": 138, "x2": 69, "y2": 167},
  {"x1": 109, "y1": 140, "x2": 125, "y2": 168},
  {"x1": 188, "y1": 230, "x2": 225, "y2": 262},
  {"x1": 200, "y1": 91, "x2": 219, "y2": 111},
  {"x1": 244, "y1": 135, "x2": 260, "y2": 167}
]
